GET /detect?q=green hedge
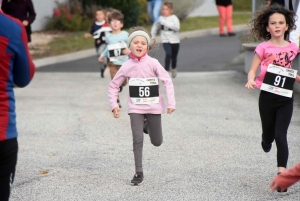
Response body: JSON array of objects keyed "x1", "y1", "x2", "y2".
[{"x1": 233, "y1": 0, "x2": 252, "y2": 11}]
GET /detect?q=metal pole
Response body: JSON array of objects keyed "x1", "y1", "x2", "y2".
[{"x1": 252, "y1": 0, "x2": 256, "y2": 15}]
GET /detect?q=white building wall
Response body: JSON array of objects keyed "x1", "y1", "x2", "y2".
[
  {"x1": 188, "y1": 0, "x2": 218, "y2": 17},
  {"x1": 31, "y1": 0, "x2": 67, "y2": 31}
]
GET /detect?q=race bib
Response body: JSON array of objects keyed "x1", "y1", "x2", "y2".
[
  {"x1": 93, "y1": 26, "x2": 112, "y2": 39},
  {"x1": 129, "y1": 78, "x2": 159, "y2": 104},
  {"x1": 107, "y1": 42, "x2": 128, "y2": 61},
  {"x1": 260, "y1": 64, "x2": 297, "y2": 98}
]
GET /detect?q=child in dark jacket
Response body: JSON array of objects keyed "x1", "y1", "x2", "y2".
[{"x1": 85, "y1": 8, "x2": 111, "y2": 78}]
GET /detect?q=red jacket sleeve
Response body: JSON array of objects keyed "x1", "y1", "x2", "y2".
[{"x1": 274, "y1": 163, "x2": 300, "y2": 190}]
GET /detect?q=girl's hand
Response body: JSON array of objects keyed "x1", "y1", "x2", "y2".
[
  {"x1": 23, "y1": 20, "x2": 29, "y2": 26},
  {"x1": 123, "y1": 48, "x2": 131, "y2": 55},
  {"x1": 296, "y1": 75, "x2": 300, "y2": 83},
  {"x1": 113, "y1": 106, "x2": 120, "y2": 118},
  {"x1": 270, "y1": 179, "x2": 284, "y2": 192},
  {"x1": 99, "y1": 56, "x2": 104, "y2": 62},
  {"x1": 84, "y1": 33, "x2": 92, "y2": 38},
  {"x1": 245, "y1": 80, "x2": 256, "y2": 90},
  {"x1": 152, "y1": 38, "x2": 156, "y2": 44},
  {"x1": 167, "y1": 108, "x2": 175, "y2": 114}
]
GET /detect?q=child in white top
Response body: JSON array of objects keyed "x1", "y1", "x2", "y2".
[
  {"x1": 151, "y1": 2, "x2": 180, "y2": 78},
  {"x1": 84, "y1": 9, "x2": 111, "y2": 78}
]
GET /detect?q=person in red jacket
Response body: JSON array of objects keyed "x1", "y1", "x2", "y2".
[
  {"x1": 1, "y1": 0, "x2": 36, "y2": 42},
  {"x1": 270, "y1": 163, "x2": 300, "y2": 192},
  {"x1": 0, "y1": 1, "x2": 35, "y2": 200}
]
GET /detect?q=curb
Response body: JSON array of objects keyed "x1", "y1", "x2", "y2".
[{"x1": 33, "y1": 24, "x2": 248, "y2": 68}]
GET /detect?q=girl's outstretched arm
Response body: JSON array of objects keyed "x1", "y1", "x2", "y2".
[
  {"x1": 151, "y1": 17, "x2": 161, "y2": 38},
  {"x1": 108, "y1": 68, "x2": 126, "y2": 114},
  {"x1": 270, "y1": 163, "x2": 300, "y2": 192},
  {"x1": 245, "y1": 53, "x2": 261, "y2": 90},
  {"x1": 153, "y1": 60, "x2": 176, "y2": 110}
]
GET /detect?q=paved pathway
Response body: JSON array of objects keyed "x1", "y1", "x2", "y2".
[
  {"x1": 10, "y1": 33, "x2": 300, "y2": 200},
  {"x1": 36, "y1": 32, "x2": 245, "y2": 73}
]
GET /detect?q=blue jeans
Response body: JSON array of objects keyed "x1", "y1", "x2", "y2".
[{"x1": 147, "y1": 0, "x2": 162, "y2": 23}]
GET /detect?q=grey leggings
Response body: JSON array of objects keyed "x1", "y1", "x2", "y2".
[{"x1": 129, "y1": 113, "x2": 163, "y2": 172}]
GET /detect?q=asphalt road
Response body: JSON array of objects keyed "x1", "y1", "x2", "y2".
[
  {"x1": 11, "y1": 70, "x2": 300, "y2": 201},
  {"x1": 10, "y1": 32, "x2": 300, "y2": 200},
  {"x1": 36, "y1": 32, "x2": 245, "y2": 73}
]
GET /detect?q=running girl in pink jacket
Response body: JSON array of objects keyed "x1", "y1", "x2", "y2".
[{"x1": 108, "y1": 27, "x2": 175, "y2": 186}]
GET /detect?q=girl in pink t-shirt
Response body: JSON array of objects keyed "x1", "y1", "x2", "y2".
[{"x1": 245, "y1": 4, "x2": 300, "y2": 192}]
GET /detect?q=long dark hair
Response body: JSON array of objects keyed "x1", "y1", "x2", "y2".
[{"x1": 249, "y1": 4, "x2": 296, "y2": 41}]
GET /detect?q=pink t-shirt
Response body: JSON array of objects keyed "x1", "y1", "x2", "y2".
[{"x1": 255, "y1": 41, "x2": 299, "y2": 88}]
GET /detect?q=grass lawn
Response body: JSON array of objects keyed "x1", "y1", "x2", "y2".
[
  {"x1": 180, "y1": 13, "x2": 251, "y2": 32},
  {"x1": 233, "y1": 0, "x2": 252, "y2": 11},
  {"x1": 33, "y1": 13, "x2": 252, "y2": 59}
]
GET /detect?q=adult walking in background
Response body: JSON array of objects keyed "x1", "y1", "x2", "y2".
[
  {"x1": 147, "y1": 0, "x2": 162, "y2": 23},
  {"x1": 1, "y1": 0, "x2": 36, "y2": 43},
  {"x1": 0, "y1": 0, "x2": 35, "y2": 199},
  {"x1": 285, "y1": 0, "x2": 300, "y2": 46},
  {"x1": 270, "y1": 0, "x2": 300, "y2": 46},
  {"x1": 215, "y1": 0, "x2": 235, "y2": 37}
]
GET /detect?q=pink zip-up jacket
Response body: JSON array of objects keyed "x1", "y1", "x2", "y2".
[{"x1": 108, "y1": 54, "x2": 175, "y2": 114}]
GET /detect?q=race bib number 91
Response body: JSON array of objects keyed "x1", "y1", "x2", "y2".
[
  {"x1": 260, "y1": 64, "x2": 297, "y2": 98},
  {"x1": 129, "y1": 78, "x2": 159, "y2": 104}
]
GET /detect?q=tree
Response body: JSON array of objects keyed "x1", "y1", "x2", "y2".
[{"x1": 73, "y1": 0, "x2": 141, "y2": 28}]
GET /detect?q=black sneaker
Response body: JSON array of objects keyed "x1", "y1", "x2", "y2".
[
  {"x1": 261, "y1": 141, "x2": 272, "y2": 153},
  {"x1": 131, "y1": 172, "x2": 143, "y2": 186},
  {"x1": 117, "y1": 99, "x2": 121, "y2": 108},
  {"x1": 228, "y1": 32, "x2": 236, "y2": 37},
  {"x1": 277, "y1": 172, "x2": 287, "y2": 192},
  {"x1": 119, "y1": 86, "x2": 123, "y2": 92},
  {"x1": 100, "y1": 69, "x2": 104, "y2": 78},
  {"x1": 143, "y1": 121, "x2": 148, "y2": 134}
]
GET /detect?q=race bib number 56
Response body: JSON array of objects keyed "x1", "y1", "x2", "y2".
[
  {"x1": 260, "y1": 64, "x2": 297, "y2": 98},
  {"x1": 129, "y1": 78, "x2": 159, "y2": 104}
]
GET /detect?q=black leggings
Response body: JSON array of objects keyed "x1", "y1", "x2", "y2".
[
  {"x1": 0, "y1": 138, "x2": 18, "y2": 201},
  {"x1": 162, "y1": 43, "x2": 180, "y2": 71},
  {"x1": 259, "y1": 91, "x2": 293, "y2": 168}
]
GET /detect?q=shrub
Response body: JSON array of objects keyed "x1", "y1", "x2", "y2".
[
  {"x1": 137, "y1": 0, "x2": 149, "y2": 25},
  {"x1": 46, "y1": 1, "x2": 89, "y2": 31},
  {"x1": 73, "y1": 0, "x2": 142, "y2": 28}
]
